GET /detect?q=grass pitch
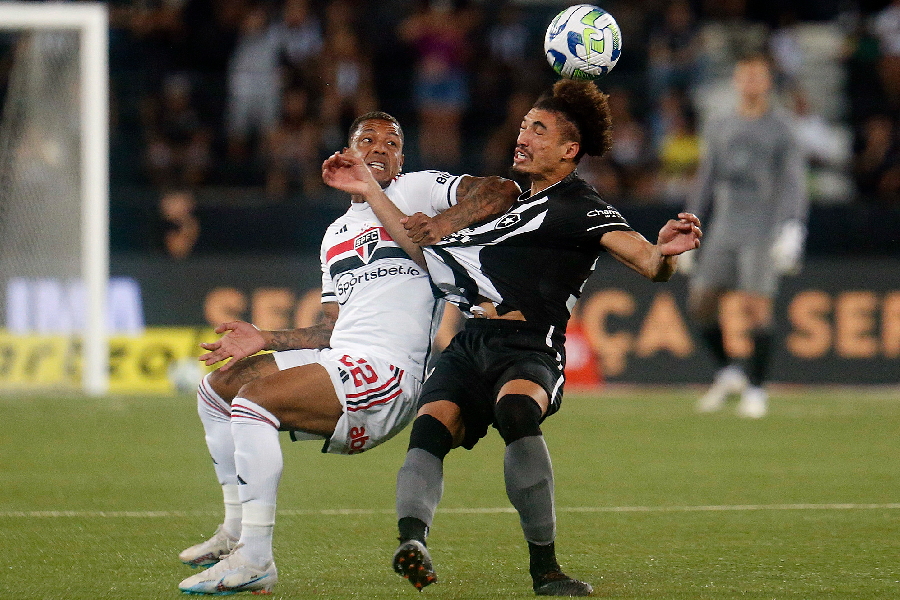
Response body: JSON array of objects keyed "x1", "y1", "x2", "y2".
[{"x1": 1, "y1": 387, "x2": 899, "y2": 599}]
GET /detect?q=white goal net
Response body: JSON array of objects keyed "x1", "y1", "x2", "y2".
[{"x1": 0, "y1": 3, "x2": 108, "y2": 394}]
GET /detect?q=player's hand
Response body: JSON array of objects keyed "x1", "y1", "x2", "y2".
[
  {"x1": 199, "y1": 321, "x2": 268, "y2": 370},
  {"x1": 402, "y1": 212, "x2": 452, "y2": 246},
  {"x1": 771, "y1": 220, "x2": 805, "y2": 275},
  {"x1": 321, "y1": 150, "x2": 380, "y2": 196},
  {"x1": 658, "y1": 212, "x2": 702, "y2": 256}
]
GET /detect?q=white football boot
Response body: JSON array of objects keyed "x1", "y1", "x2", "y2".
[
  {"x1": 696, "y1": 365, "x2": 747, "y2": 413},
  {"x1": 737, "y1": 385, "x2": 768, "y2": 419},
  {"x1": 179, "y1": 545, "x2": 276, "y2": 595},
  {"x1": 179, "y1": 525, "x2": 239, "y2": 568}
]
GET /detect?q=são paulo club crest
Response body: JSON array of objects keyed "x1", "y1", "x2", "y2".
[{"x1": 354, "y1": 228, "x2": 382, "y2": 263}]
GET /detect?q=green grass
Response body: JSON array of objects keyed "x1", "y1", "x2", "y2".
[{"x1": 1, "y1": 388, "x2": 899, "y2": 599}]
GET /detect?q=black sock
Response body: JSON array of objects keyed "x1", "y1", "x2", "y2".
[
  {"x1": 700, "y1": 324, "x2": 729, "y2": 368},
  {"x1": 748, "y1": 330, "x2": 774, "y2": 387},
  {"x1": 529, "y1": 541, "x2": 560, "y2": 579},
  {"x1": 398, "y1": 516, "x2": 429, "y2": 544}
]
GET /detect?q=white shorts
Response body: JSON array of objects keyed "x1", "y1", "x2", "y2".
[{"x1": 272, "y1": 348, "x2": 421, "y2": 455}]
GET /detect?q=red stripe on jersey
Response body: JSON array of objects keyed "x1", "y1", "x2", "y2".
[
  {"x1": 345, "y1": 387, "x2": 403, "y2": 412},
  {"x1": 345, "y1": 370, "x2": 399, "y2": 399},
  {"x1": 325, "y1": 227, "x2": 394, "y2": 262},
  {"x1": 325, "y1": 238, "x2": 355, "y2": 262}
]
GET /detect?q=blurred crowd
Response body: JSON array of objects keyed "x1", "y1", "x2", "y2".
[{"x1": 42, "y1": 0, "x2": 900, "y2": 251}]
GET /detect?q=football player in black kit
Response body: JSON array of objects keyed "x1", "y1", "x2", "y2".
[{"x1": 322, "y1": 80, "x2": 702, "y2": 597}]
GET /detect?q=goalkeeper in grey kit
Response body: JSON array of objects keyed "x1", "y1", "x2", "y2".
[{"x1": 684, "y1": 53, "x2": 809, "y2": 418}]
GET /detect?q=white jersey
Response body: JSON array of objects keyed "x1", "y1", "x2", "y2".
[{"x1": 320, "y1": 170, "x2": 464, "y2": 379}]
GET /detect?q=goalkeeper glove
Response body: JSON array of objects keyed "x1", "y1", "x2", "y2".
[
  {"x1": 677, "y1": 248, "x2": 696, "y2": 275},
  {"x1": 771, "y1": 220, "x2": 806, "y2": 275}
]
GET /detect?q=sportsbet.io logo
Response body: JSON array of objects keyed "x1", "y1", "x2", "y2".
[{"x1": 335, "y1": 265, "x2": 421, "y2": 303}]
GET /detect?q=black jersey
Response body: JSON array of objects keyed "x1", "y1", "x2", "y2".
[{"x1": 423, "y1": 171, "x2": 632, "y2": 331}]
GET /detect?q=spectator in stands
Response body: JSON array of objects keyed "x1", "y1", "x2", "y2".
[
  {"x1": 646, "y1": 0, "x2": 703, "y2": 102},
  {"x1": 262, "y1": 86, "x2": 323, "y2": 198},
  {"x1": 143, "y1": 73, "x2": 212, "y2": 186},
  {"x1": 157, "y1": 189, "x2": 200, "y2": 259},
  {"x1": 656, "y1": 92, "x2": 701, "y2": 205},
  {"x1": 768, "y1": 9, "x2": 803, "y2": 91},
  {"x1": 606, "y1": 87, "x2": 656, "y2": 203},
  {"x1": 275, "y1": 0, "x2": 324, "y2": 89},
  {"x1": 854, "y1": 113, "x2": 900, "y2": 205},
  {"x1": 319, "y1": 26, "x2": 377, "y2": 150},
  {"x1": 874, "y1": 0, "x2": 900, "y2": 107},
  {"x1": 399, "y1": 0, "x2": 477, "y2": 171},
  {"x1": 226, "y1": 3, "x2": 282, "y2": 165}
]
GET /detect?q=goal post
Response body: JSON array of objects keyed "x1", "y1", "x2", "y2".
[{"x1": 0, "y1": 2, "x2": 109, "y2": 395}]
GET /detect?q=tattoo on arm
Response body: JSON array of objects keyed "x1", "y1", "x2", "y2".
[
  {"x1": 265, "y1": 305, "x2": 339, "y2": 351},
  {"x1": 442, "y1": 176, "x2": 518, "y2": 231}
]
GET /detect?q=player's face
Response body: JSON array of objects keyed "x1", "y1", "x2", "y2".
[
  {"x1": 734, "y1": 60, "x2": 772, "y2": 100},
  {"x1": 349, "y1": 120, "x2": 404, "y2": 188},
  {"x1": 512, "y1": 109, "x2": 578, "y2": 179}
]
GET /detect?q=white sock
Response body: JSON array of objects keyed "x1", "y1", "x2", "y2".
[
  {"x1": 222, "y1": 484, "x2": 241, "y2": 539},
  {"x1": 231, "y1": 397, "x2": 282, "y2": 566},
  {"x1": 197, "y1": 374, "x2": 240, "y2": 538},
  {"x1": 240, "y1": 503, "x2": 276, "y2": 567}
]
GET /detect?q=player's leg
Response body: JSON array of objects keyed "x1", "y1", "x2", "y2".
[
  {"x1": 493, "y1": 367, "x2": 591, "y2": 596},
  {"x1": 179, "y1": 361, "x2": 340, "y2": 595},
  {"x1": 689, "y1": 243, "x2": 748, "y2": 411},
  {"x1": 735, "y1": 247, "x2": 779, "y2": 418},
  {"x1": 393, "y1": 399, "x2": 464, "y2": 590},
  {"x1": 689, "y1": 284, "x2": 748, "y2": 412},
  {"x1": 737, "y1": 291, "x2": 775, "y2": 418},
  {"x1": 394, "y1": 340, "x2": 479, "y2": 591},
  {"x1": 180, "y1": 354, "x2": 279, "y2": 568},
  {"x1": 232, "y1": 363, "x2": 342, "y2": 563}
]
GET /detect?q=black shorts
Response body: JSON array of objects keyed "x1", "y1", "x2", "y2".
[{"x1": 419, "y1": 318, "x2": 566, "y2": 449}]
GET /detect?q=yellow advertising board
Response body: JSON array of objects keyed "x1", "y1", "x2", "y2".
[{"x1": 0, "y1": 328, "x2": 216, "y2": 394}]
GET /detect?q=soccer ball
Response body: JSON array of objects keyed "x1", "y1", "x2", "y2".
[
  {"x1": 544, "y1": 4, "x2": 622, "y2": 80},
  {"x1": 168, "y1": 357, "x2": 204, "y2": 394}
]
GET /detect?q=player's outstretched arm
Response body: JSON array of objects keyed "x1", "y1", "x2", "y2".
[
  {"x1": 602, "y1": 213, "x2": 702, "y2": 282},
  {"x1": 199, "y1": 304, "x2": 339, "y2": 370},
  {"x1": 403, "y1": 176, "x2": 521, "y2": 245},
  {"x1": 322, "y1": 151, "x2": 428, "y2": 269}
]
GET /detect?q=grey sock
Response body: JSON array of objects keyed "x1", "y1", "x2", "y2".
[
  {"x1": 505, "y1": 435, "x2": 556, "y2": 544},
  {"x1": 396, "y1": 448, "x2": 444, "y2": 527}
]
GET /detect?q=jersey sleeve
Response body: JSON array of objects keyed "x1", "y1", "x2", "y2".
[
  {"x1": 319, "y1": 228, "x2": 336, "y2": 305},
  {"x1": 389, "y1": 171, "x2": 466, "y2": 217}
]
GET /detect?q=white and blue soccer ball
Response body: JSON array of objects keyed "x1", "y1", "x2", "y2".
[{"x1": 544, "y1": 4, "x2": 622, "y2": 80}]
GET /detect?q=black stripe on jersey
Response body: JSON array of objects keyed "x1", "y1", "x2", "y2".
[
  {"x1": 429, "y1": 246, "x2": 479, "y2": 311},
  {"x1": 446, "y1": 175, "x2": 460, "y2": 208},
  {"x1": 329, "y1": 247, "x2": 413, "y2": 278},
  {"x1": 436, "y1": 197, "x2": 549, "y2": 248}
]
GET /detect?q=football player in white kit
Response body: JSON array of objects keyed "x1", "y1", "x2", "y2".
[{"x1": 178, "y1": 112, "x2": 519, "y2": 595}]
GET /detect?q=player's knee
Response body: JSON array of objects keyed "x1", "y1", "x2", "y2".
[
  {"x1": 211, "y1": 354, "x2": 277, "y2": 400},
  {"x1": 408, "y1": 414, "x2": 454, "y2": 460},
  {"x1": 494, "y1": 394, "x2": 542, "y2": 446},
  {"x1": 206, "y1": 369, "x2": 232, "y2": 401}
]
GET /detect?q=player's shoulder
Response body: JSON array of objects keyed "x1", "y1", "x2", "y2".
[
  {"x1": 322, "y1": 207, "x2": 356, "y2": 238},
  {"x1": 391, "y1": 170, "x2": 460, "y2": 187},
  {"x1": 555, "y1": 173, "x2": 628, "y2": 223}
]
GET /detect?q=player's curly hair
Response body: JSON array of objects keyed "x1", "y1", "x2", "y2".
[
  {"x1": 533, "y1": 80, "x2": 612, "y2": 161},
  {"x1": 348, "y1": 111, "x2": 405, "y2": 145}
]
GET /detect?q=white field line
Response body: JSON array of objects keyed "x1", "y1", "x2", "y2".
[{"x1": 2, "y1": 503, "x2": 900, "y2": 518}]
